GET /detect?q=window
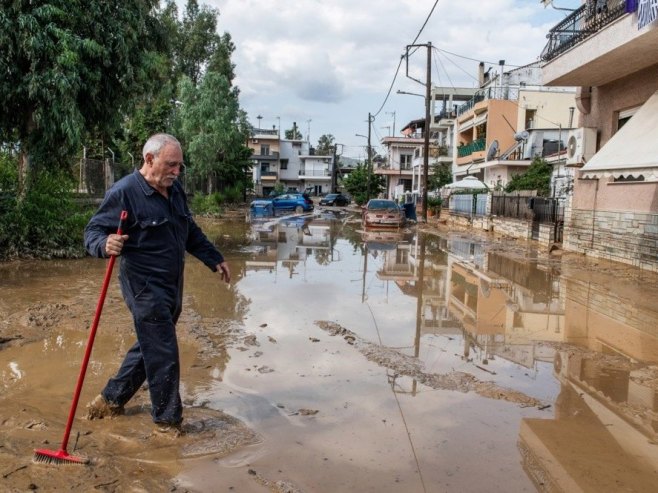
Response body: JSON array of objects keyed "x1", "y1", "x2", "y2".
[
  {"x1": 525, "y1": 109, "x2": 536, "y2": 130},
  {"x1": 260, "y1": 144, "x2": 270, "y2": 156},
  {"x1": 280, "y1": 159, "x2": 288, "y2": 170},
  {"x1": 400, "y1": 154, "x2": 412, "y2": 170},
  {"x1": 617, "y1": 105, "x2": 640, "y2": 131}
]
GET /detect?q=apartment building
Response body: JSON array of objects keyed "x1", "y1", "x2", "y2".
[
  {"x1": 542, "y1": 0, "x2": 658, "y2": 270},
  {"x1": 454, "y1": 62, "x2": 577, "y2": 190}
]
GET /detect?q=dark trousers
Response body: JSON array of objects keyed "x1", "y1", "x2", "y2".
[{"x1": 103, "y1": 275, "x2": 184, "y2": 425}]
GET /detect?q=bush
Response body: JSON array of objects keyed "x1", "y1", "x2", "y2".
[
  {"x1": 189, "y1": 192, "x2": 222, "y2": 215},
  {"x1": 0, "y1": 157, "x2": 94, "y2": 259}
]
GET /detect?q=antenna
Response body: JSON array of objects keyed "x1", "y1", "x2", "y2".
[{"x1": 486, "y1": 140, "x2": 499, "y2": 161}]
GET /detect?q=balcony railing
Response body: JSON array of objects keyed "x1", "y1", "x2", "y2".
[
  {"x1": 455, "y1": 86, "x2": 520, "y2": 117},
  {"x1": 299, "y1": 169, "x2": 330, "y2": 176},
  {"x1": 540, "y1": 0, "x2": 629, "y2": 62},
  {"x1": 457, "y1": 138, "x2": 486, "y2": 158}
]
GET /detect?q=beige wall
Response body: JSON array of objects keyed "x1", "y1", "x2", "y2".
[
  {"x1": 581, "y1": 63, "x2": 658, "y2": 147},
  {"x1": 517, "y1": 90, "x2": 578, "y2": 131}
]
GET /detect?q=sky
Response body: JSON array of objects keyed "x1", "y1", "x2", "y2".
[{"x1": 204, "y1": 0, "x2": 579, "y2": 159}]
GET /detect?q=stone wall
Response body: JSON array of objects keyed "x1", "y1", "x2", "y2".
[
  {"x1": 564, "y1": 208, "x2": 658, "y2": 272},
  {"x1": 491, "y1": 217, "x2": 531, "y2": 241}
]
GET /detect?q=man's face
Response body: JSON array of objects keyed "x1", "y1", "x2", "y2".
[{"x1": 146, "y1": 143, "x2": 184, "y2": 190}]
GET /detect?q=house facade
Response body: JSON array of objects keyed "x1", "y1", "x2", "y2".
[
  {"x1": 542, "y1": 0, "x2": 658, "y2": 270},
  {"x1": 454, "y1": 63, "x2": 578, "y2": 190},
  {"x1": 248, "y1": 127, "x2": 281, "y2": 197},
  {"x1": 378, "y1": 134, "x2": 423, "y2": 200}
]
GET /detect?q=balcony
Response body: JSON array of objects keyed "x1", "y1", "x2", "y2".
[
  {"x1": 541, "y1": 1, "x2": 628, "y2": 62},
  {"x1": 299, "y1": 169, "x2": 331, "y2": 179},
  {"x1": 542, "y1": 1, "x2": 658, "y2": 87},
  {"x1": 252, "y1": 151, "x2": 280, "y2": 160},
  {"x1": 457, "y1": 138, "x2": 486, "y2": 158},
  {"x1": 261, "y1": 171, "x2": 277, "y2": 180}
]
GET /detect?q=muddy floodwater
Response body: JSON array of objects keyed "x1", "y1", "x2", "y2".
[{"x1": 2, "y1": 208, "x2": 658, "y2": 492}]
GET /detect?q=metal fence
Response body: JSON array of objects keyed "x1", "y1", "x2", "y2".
[
  {"x1": 450, "y1": 193, "x2": 488, "y2": 217},
  {"x1": 491, "y1": 193, "x2": 534, "y2": 220}
]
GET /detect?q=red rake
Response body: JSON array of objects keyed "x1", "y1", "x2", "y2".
[{"x1": 34, "y1": 210, "x2": 128, "y2": 465}]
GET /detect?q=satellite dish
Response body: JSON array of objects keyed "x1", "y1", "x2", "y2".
[
  {"x1": 567, "y1": 135, "x2": 577, "y2": 158},
  {"x1": 486, "y1": 140, "x2": 499, "y2": 161},
  {"x1": 514, "y1": 130, "x2": 529, "y2": 141}
]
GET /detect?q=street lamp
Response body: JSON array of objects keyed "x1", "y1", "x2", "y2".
[
  {"x1": 256, "y1": 114, "x2": 263, "y2": 130},
  {"x1": 396, "y1": 89, "x2": 425, "y2": 98}
]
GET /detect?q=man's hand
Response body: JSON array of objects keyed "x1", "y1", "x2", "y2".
[
  {"x1": 105, "y1": 234, "x2": 129, "y2": 256},
  {"x1": 217, "y1": 261, "x2": 231, "y2": 284}
]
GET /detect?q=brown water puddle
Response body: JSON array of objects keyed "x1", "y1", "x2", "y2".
[{"x1": 1, "y1": 214, "x2": 658, "y2": 492}]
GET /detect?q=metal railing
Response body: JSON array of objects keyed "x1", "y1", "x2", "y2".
[
  {"x1": 299, "y1": 169, "x2": 330, "y2": 176},
  {"x1": 457, "y1": 138, "x2": 486, "y2": 157},
  {"x1": 455, "y1": 86, "x2": 520, "y2": 116},
  {"x1": 491, "y1": 194, "x2": 534, "y2": 220},
  {"x1": 540, "y1": 0, "x2": 628, "y2": 62},
  {"x1": 450, "y1": 193, "x2": 488, "y2": 217}
]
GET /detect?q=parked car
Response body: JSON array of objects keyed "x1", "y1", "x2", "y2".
[
  {"x1": 319, "y1": 193, "x2": 350, "y2": 207},
  {"x1": 362, "y1": 199, "x2": 406, "y2": 228},
  {"x1": 253, "y1": 193, "x2": 313, "y2": 214}
]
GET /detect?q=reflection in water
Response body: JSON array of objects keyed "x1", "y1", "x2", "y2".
[
  {"x1": 237, "y1": 217, "x2": 658, "y2": 491},
  {"x1": 3, "y1": 212, "x2": 658, "y2": 491}
]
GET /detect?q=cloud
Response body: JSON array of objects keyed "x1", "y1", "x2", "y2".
[{"x1": 203, "y1": 0, "x2": 574, "y2": 154}]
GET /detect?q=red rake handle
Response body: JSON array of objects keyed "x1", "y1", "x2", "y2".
[{"x1": 59, "y1": 210, "x2": 128, "y2": 452}]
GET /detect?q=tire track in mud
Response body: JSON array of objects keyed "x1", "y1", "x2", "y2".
[{"x1": 315, "y1": 320, "x2": 545, "y2": 408}]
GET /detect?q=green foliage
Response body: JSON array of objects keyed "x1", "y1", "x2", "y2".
[
  {"x1": 273, "y1": 182, "x2": 285, "y2": 195},
  {"x1": 178, "y1": 71, "x2": 252, "y2": 193},
  {"x1": 341, "y1": 164, "x2": 385, "y2": 205},
  {"x1": 316, "y1": 134, "x2": 335, "y2": 156},
  {"x1": 428, "y1": 162, "x2": 453, "y2": 192},
  {"x1": 285, "y1": 126, "x2": 303, "y2": 140},
  {"x1": 0, "y1": 154, "x2": 92, "y2": 259},
  {"x1": 0, "y1": 0, "x2": 162, "y2": 176},
  {"x1": 190, "y1": 192, "x2": 223, "y2": 215},
  {"x1": 505, "y1": 157, "x2": 552, "y2": 196},
  {"x1": 427, "y1": 196, "x2": 443, "y2": 210}
]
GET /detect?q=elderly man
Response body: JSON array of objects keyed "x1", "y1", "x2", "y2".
[{"x1": 84, "y1": 133, "x2": 230, "y2": 435}]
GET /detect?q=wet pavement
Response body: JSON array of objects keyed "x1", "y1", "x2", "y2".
[{"x1": 1, "y1": 208, "x2": 658, "y2": 492}]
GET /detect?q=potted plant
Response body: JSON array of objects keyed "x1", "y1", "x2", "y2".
[{"x1": 427, "y1": 196, "x2": 442, "y2": 217}]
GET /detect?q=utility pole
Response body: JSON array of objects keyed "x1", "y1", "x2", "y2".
[
  {"x1": 405, "y1": 42, "x2": 432, "y2": 222},
  {"x1": 423, "y1": 42, "x2": 431, "y2": 223},
  {"x1": 367, "y1": 112, "x2": 373, "y2": 202},
  {"x1": 331, "y1": 144, "x2": 342, "y2": 193}
]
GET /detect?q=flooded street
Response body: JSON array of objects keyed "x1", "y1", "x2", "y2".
[{"x1": 2, "y1": 209, "x2": 658, "y2": 492}]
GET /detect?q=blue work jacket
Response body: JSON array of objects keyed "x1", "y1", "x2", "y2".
[{"x1": 84, "y1": 171, "x2": 224, "y2": 318}]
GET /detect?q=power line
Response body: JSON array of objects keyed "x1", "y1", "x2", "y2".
[
  {"x1": 434, "y1": 47, "x2": 479, "y2": 83},
  {"x1": 372, "y1": 55, "x2": 404, "y2": 118},
  {"x1": 372, "y1": 0, "x2": 441, "y2": 118},
  {"x1": 435, "y1": 47, "x2": 524, "y2": 68},
  {"x1": 411, "y1": 0, "x2": 441, "y2": 45}
]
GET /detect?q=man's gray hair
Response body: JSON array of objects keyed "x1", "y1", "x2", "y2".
[{"x1": 142, "y1": 133, "x2": 181, "y2": 159}]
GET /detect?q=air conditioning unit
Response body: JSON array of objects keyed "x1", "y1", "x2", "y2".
[{"x1": 565, "y1": 127, "x2": 596, "y2": 166}]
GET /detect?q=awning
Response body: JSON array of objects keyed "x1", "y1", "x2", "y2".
[
  {"x1": 444, "y1": 175, "x2": 489, "y2": 190},
  {"x1": 581, "y1": 89, "x2": 658, "y2": 180}
]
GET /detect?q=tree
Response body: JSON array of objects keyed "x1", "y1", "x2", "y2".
[
  {"x1": 428, "y1": 162, "x2": 453, "y2": 191},
  {"x1": 316, "y1": 134, "x2": 335, "y2": 156},
  {"x1": 285, "y1": 126, "x2": 303, "y2": 140},
  {"x1": 341, "y1": 163, "x2": 385, "y2": 205},
  {"x1": 178, "y1": 71, "x2": 252, "y2": 194},
  {"x1": 505, "y1": 157, "x2": 552, "y2": 196},
  {"x1": 0, "y1": 1, "x2": 162, "y2": 193}
]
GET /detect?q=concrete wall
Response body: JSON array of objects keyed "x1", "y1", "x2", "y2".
[{"x1": 581, "y1": 63, "x2": 658, "y2": 146}]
